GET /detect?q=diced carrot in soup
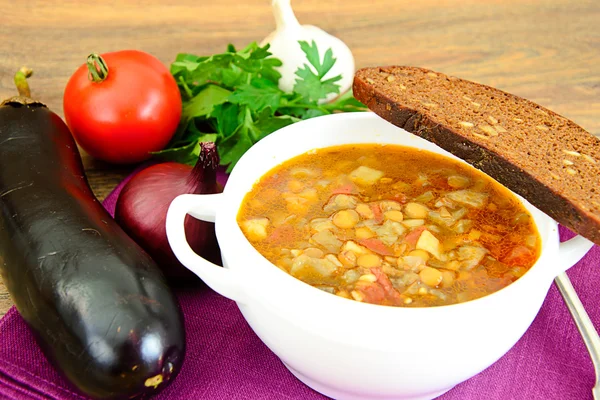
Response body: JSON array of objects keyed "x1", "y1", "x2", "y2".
[
  {"x1": 268, "y1": 225, "x2": 296, "y2": 243},
  {"x1": 331, "y1": 183, "x2": 357, "y2": 195},
  {"x1": 371, "y1": 267, "x2": 401, "y2": 298},
  {"x1": 501, "y1": 245, "x2": 537, "y2": 266},
  {"x1": 355, "y1": 282, "x2": 386, "y2": 305},
  {"x1": 404, "y1": 226, "x2": 427, "y2": 248},
  {"x1": 391, "y1": 193, "x2": 408, "y2": 204},
  {"x1": 370, "y1": 203, "x2": 384, "y2": 224},
  {"x1": 358, "y1": 238, "x2": 393, "y2": 256},
  {"x1": 237, "y1": 144, "x2": 540, "y2": 307}
]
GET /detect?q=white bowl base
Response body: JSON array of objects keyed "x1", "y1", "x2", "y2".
[{"x1": 282, "y1": 361, "x2": 454, "y2": 400}]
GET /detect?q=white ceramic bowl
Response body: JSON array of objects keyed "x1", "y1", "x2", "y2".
[{"x1": 166, "y1": 112, "x2": 593, "y2": 400}]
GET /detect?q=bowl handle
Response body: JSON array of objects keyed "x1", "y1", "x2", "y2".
[
  {"x1": 557, "y1": 234, "x2": 594, "y2": 274},
  {"x1": 166, "y1": 193, "x2": 246, "y2": 303}
]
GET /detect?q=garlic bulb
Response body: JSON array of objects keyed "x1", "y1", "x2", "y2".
[{"x1": 261, "y1": 0, "x2": 355, "y2": 102}]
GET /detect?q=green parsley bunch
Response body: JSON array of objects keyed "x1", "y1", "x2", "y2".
[{"x1": 156, "y1": 41, "x2": 366, "y2": 171}]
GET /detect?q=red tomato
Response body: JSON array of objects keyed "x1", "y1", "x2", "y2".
[{"x1": 63, "y1": 50, "x2": 182, "y2": 164}]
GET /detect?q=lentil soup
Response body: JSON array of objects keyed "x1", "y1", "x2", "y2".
[{"x1": 237, "y1": 144, "x2": 541, "y2": 307}]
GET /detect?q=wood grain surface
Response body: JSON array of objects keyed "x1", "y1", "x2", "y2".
[{"x1": 0, "y1": 0, "x2": 598, "y2": 316}]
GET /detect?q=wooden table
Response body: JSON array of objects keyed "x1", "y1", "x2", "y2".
[{"x1": 0, "y1": 0, "x2": 598, "y2": 316}]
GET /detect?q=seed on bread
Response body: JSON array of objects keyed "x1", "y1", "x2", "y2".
[
  {"x1": 583, "y1": 154, "x2": 596, "y2": 164},
  {"x1": 472, "y1": 133, "x2": 491, "y2": 140},
  {"x1": 459, "y1": 121, "x2": 474, "y2": 128},
  {"x1": 421, "y1": 101, "x2": 438, "y2": 108},
  {"x1": 563, "y1": 150, "x2": 581, "y2": 157},
  {"x1": 478, "y1": 125, "x2": 498, "y2": 136},
  {"x1": 563, "y1": 159, "x2": 575, "y2": 166}
]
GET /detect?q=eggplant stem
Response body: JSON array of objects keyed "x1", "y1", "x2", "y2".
[
  {"x1": 86, "y1": 53, "x2": 109, "y2": 83},
  {"x1": 14, "y1": 67, "x2": 33, "y2": 98}
]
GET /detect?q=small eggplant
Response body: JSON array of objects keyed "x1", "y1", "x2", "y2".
[{"x1": 0, "y1": 68, "x2": 185, "y2": 399}]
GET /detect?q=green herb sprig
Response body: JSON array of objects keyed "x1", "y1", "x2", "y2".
[{"x1": 155, "y1": 40, "x2": 367, "y2": 171}]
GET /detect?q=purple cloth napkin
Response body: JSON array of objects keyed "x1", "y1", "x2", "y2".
[{"x1": 0, "y1": 170, "x2": 598, "y2": 400}]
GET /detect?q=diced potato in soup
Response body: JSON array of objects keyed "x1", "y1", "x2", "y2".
[
  {"x1": 349, "y1": 166, "x2": 385, "y2": 186},
  {"x1": 415, "y1": 230, "x2": 442, "y2": 259},
  {"x1": 241, "y1": 218, "x2": 270, "y2": 241},
  {"x1": 238, "y1": 144, "x2": 541, "y2": 307}
]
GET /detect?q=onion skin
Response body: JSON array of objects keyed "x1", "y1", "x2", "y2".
[{"x1": 115, "y1": 143, "x2": 222, "y2": 284}]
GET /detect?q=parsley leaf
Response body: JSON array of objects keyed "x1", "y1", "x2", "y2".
[
  {"x1": 153, "y1": 141, "x2": 201, "y2": 165},
  {"x1": 293, "y1": 40, "x2": 342, "y2": 102},
  {"x1": 228, "y1": 78, "x2": 282, "y2": 113},
  {"x1": 294, "y1": 64, "x2": 342, "y2": 103},
  {"x1": 182, "y1": 84, "x2": 232, "y2": 119},
  {"x1": 298, "y1": 40, "x2": 336, "y2": 78},
  {"x1": 253, "y1": 107, "x2": 298, "y2": 141}
]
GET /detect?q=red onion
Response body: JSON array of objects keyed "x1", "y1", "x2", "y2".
[{"x1": 115, "y1": 142, "x2": 222, "y2": 284}]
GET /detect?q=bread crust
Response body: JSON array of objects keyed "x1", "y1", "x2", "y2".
[{"x1": 353, "y1": 67, "x2": 600, "y2": 245}]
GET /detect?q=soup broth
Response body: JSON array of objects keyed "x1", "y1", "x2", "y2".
[{"x1": 237, "y1": 144, "x2": 541, "y2": 307}]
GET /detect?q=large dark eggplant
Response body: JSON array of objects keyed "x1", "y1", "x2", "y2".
[{"x1": 0, "y1": 69, "x2": 185, "y2": 399}]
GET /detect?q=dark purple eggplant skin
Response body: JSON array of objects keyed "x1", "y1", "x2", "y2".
[{"x1": 0, "y1": 98, "x2": 186, "y2": 399}]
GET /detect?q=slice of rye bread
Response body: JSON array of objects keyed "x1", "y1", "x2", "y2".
[{"x1": 353, "y1": 66, "x2": 600, "y2": 245}]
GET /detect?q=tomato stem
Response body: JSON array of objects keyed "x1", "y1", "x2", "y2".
[
  {"x1": 14, "y1": 67, "x2": 33, "y2": 98},
  {"x1": 86, "y1": 53, "x2": 109, "y2": 83}
]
